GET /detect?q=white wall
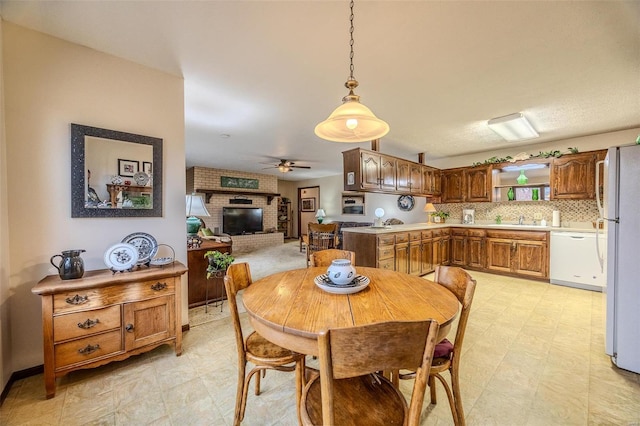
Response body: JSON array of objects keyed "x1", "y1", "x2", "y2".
[{"x1": 1, "y1": 22, "x2": 187, "y2": 377}]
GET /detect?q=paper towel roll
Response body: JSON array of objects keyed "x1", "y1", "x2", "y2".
[{"x1": 552, "y1": 210, "x2": 560, "y2": 227}]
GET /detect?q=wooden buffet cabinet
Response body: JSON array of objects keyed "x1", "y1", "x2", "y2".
[
  {"x1": 187, "y1": 240, "x2": 232, "y2": 308},
  {"x1": 32, "y1": 262, "x2": 187, "y2": 398},
  {"x1": 344, "y1": 226, "x2": 549, "y2": 281}
]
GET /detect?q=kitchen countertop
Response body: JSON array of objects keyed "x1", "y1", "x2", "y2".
[{"x1": 340, "y1": 221, "x2": 600, "y2": 234}]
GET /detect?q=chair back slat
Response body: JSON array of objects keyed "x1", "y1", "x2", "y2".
[{"x1": 309, "y1": 249, "x2": 355, "y2": 267}]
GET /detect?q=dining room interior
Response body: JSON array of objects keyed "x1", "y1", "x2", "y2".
[{"x1": 1, "y1": 1, "x2": 640, "y2": 425}]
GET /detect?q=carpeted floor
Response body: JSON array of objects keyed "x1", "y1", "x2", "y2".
[{"x1": 188, "y1": 239, "x2": 306, "y2": 327}]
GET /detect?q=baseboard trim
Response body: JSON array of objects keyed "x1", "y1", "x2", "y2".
[{"x1": 1, "y1": 364, "x2": 44, "y2": 406}]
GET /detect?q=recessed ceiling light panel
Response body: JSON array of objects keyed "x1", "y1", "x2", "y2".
[{"x1": 488, "y1": 113, "x2": 539, "y2": 141}]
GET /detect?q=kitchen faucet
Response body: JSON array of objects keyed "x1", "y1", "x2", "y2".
[{"x1": 518, "y1": 215, "x2": 525, "y2": 225}]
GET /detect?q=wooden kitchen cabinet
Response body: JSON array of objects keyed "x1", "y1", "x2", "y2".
[
  {"x1": 422, "y1": 166, "x2": 441, "y2": 196},
  {"x1": 408, "y1": 231, "x2": 423, "y2": 275},
  {"x1": 451, "y1": 228, "x2": 467, "y2": 266},
  {"x1": 465, "y1": 165, "x2": 492, "y2": 202},
  {"x1": 394, "y1": 233, "x2": 410, "y2": 274},
  {"x1": 551, "y1": 150, "x2": 606, "y2": 199},
  {"x1": 343, "y1": 148, "x2": 396, "y2": 192},
  {"x1": 396, "y1": 162, "x2": 423, "y2": 194},
  {"x1": 441, "y1": 168, "x2": 465, "y2": 203},
  {"x1": 32, "y1": 262, "x2": 188, "y2": 398},
  {"x1": 420, "y1": 230, "x2": 435, "y2": 275},
  {"x1": 485, "y1": 230, "x2": 548, "y2": 279},
  {"x1": 451, "y1": 228, "x2": 486, "y2": 269}
]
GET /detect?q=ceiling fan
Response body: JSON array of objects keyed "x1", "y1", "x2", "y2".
[{"x1": 263, "y1": 159, "x2": 311, "y2": 173}]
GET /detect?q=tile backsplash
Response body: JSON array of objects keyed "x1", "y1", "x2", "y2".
[{"x1": 434, "y1": 199, "x2": 598, "y2": 226}]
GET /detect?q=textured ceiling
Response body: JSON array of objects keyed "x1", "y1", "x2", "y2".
[{"x1": 2, "y1": 0, "x2": 639, "y2": 180}]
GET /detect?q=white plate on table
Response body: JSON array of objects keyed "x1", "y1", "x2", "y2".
[{"x1": 314, "y1": 274, "x2": 370, "y2": 295}]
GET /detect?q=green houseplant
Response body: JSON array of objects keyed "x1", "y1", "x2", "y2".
[
  {"x1": 431, "y1": 211, "x2": 450, "y2": 223},
  {"x1": 204, "y1": 251, "x2": 235, "y2": 278}
]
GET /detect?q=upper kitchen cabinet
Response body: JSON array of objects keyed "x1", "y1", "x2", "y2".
[
  {"x1": 465, "y1": 165, "x2": 492, "y2": 202},
  {"x1": 343, "y1": 148, "x2": 396, "y2": 192},
  {"x1": 551, "y1": 151, "x2": 605, "y2": 200},
  {"x1": 441, "y1": 168, "x2": 466, "y2": 203},
  {"x1": 422, "y1": 166, "x2": 441, "y2": 196},
  {"x1": 396, "y1": 160, "x2": 423, "y2": 194}
]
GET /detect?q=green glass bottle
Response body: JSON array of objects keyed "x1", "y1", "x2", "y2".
[
  {"x1": 507, "y1": 187, "x2": 515, "y2": 201},
  {"x1": 517, "y1": 170, "x2": 528, "y2": 185},
  {"x1": 532, "y1": 188, "x2": 539, "y2": 201}
]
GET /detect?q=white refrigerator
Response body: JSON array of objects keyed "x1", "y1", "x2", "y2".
[{"x1": 599, "y1": 144, "x2": 640, "y2": 374}]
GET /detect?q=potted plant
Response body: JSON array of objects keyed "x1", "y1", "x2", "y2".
[
  {"x1": 204, "y1": 251, "x2": 235, "y2": 279},
  {"x1": 431, "y1": 211, "x2": 450, "y2": 223}
]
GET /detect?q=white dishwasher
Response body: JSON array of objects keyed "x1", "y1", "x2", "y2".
[{"x1": 550, "y1": 231, "x2": 605, "y2": 292}]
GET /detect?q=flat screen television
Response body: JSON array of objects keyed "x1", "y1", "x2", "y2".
[{"x1": 223, "y1": 207, "x2": 263, "y2": 235}]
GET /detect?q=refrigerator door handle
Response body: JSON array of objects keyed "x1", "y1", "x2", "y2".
[
  {"x1": 595, "y1": 217, "x2": 605, "y2": 272},
  {"x1": 596, "y1": 160, "x2": 605, "y2": 218}
]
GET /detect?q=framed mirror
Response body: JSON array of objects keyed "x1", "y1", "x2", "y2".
[{"x1": 71, "y1": 123, "x2": 163, "y2": 218}]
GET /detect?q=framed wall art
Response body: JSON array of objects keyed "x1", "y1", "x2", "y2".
[
  {"x1": 301, "y1": 197, "x2": 316, "y2": 212},
  {"x1": 142, "y1": 161, "x2": 153, "y2": 175},
  {"x1": 118, "y1": 159, "x2": 139, "y2": 177}
]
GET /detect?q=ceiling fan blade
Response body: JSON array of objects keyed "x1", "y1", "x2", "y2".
[{"x1": 290, "y1": 165, "x2": 311, "y2": 169}]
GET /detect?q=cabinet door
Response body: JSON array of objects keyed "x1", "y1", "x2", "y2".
[
  {"x1": 409, "y1": 241, "x2": 422, "y2": 275},
  {"x1": 440, "y1": 236, "x2": 451, "y2": 266},
  {"x1": 432, "y1": 169, "x2": 441, "y2": 196},
  {"x1": 124, "y1": 295, "x2": 175, "y2": 350},
  {"x1": 441, "y1": 169, "x2": 465, "y2": 202},
  {"x1": 395, "y1": 243, "x2": 409, "y2": 274},
  {"x1": 396, "y1": 160, "x2": 411, "y2": 192},
  {"x1": 465, "y1": 166, "x2": 491, "y2": 202},
  {"x1": 551, "y1": 152, "x2": 597, "y2": 199},
  {"x1": 467, "y1": 237, "x2": 485, "y2": 269},
  {"x1": 409, "y1": 163, "x2": 423, "y2": 194},
  {"x1": 380, "y1": 155, "x2": 397, "y2": 191},
  {"x1": 361, "y1": 152, "x2": 382, "y2": 190},
  {"x1": 420, "y1": 239, "x2": 434, "y2": 275},
  {"x1": 451, "y1": 235, "x2": 466, "y2": 266},
  {"x1": 514, "y1": 241, "x2": 547, "y2": 278},
  {"x1": 422, "y1": 167, "x2": 433, "y2": 195},
  {"x1": 485, "y1": 238, "x2": 514, "y2": 274}
]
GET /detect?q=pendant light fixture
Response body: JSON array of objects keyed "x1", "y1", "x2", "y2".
[{"x1": 314, "y1": 0, "x2": 389, "y2": 143}]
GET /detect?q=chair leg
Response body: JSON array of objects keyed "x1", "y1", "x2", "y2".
[
  {"x1": 254, "y1": 368, "x2": 262, "y2": 396},
  {"x1": 450, "y1": 367, "x2": 466, "y2": 426},
  {"x1": 233, "y1": 362, "x2": 247, "y2": 426},
  {"x1": 295, "y1": 357, "x2": 306, "y2": 425},
  {"x1": 429, "y1": 374, "x2": 437, "y2": 404},
  {"x1": 433, "y1": 373, "x2": 459, "y2": 426},
  {"x1": 241, "y1": 368, "x2": 263, "y2": 421}
]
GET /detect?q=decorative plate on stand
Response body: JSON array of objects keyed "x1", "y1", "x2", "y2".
[
  {"x1": 397, "y1": 195, "x2": 415, "y2": 211},
  {"x1": 121, "y1": 232, "x2": 158, "y2": 266},
  {"x1": 314, "y1": 274, "x2": 370, "y2": 295},
  {"x1": 104, "y1": 243, "x2": 139, "y2": 272}
]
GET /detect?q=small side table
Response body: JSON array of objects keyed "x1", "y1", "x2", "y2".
[{"x1": 205, "y1": 271, "x2": 225, "y2": 313}]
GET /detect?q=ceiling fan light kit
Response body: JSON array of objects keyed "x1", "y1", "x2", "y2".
[
  {"x1": 315, "y1": 0, "x2": 389, "y2": 143},
  {"x1": 488, "y1": 112, "x2": 539, "y2": 142},
  {"x1": 264, "y1": 159, "x2": 311, "y2": 173}
]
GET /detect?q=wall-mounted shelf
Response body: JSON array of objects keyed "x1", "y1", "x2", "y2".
[{"x1": 196, "y1": 189, "x2": 281, "y2": 204}]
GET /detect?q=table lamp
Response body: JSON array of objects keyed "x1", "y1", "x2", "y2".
[
  {"x1": 315, "y1": 208, "x2": 326, "y2": 224},
  {"x1": 424, "y1": 203, "x2": 437, "y2": 225},
  {"x1": 186, "y1": 193, "x2": 211, "y2": 236},
  {"x1": 374, "y1": 208, "x2": 385, "y2": 227}
]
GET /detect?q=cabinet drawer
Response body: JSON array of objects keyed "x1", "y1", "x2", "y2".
[
  {"x1": 395, "y1": 233, "x2": 409, "y2": 244},
  {"x1": 54, "y1": 279, "x2": 175, "y2": 314},
  {"x1": 54, "y1": 305, "x2": 121, "y2": 342},
  {"x1": 377, "y1": 234, "x2": 395, "y2": 246},
  {"x1": 451, "y1": 228, "x2": 467, "y2": 236},
  {"x1": 409, "y1": 231, "x2": 422, "y2": 242},
  {"x1": 378, "y1": 246, "x2": 395, "y2": 260},
  {"x1": 469, "y1": 229, "x2": 486, "y2": 238},
  {"x1": 54, "y1": 329, "x2": 123, "y2": 370},
  {"x1": 421, "y1": 230, "x2": 432, "y2": 239},
  {"x1": 377, "y1": 257, "x2": 395, "y2": 270}
]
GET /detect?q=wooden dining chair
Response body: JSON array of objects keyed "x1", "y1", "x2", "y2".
[
  {"x1": 224, "y1": 262, "x2": 306, "y2": 426},
  {"x1": 309, "y1": 249, "x2": 355, "y2": 267},
  {"x1": 300, "y1": 319, "x2": 440, "y2": 426},
  {"x1": 306, "y1": 223, "x2": 338, "y2": 265},
  {"x1": 399, "y1": 265, "x2": 477, "y2": 426}
]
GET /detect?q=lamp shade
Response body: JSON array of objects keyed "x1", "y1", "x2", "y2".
[
  {"x1": 315, "y1": 100, "x2": 389, "y2": 143},
  {"x1": 488, "y1": 113, "x2": 539, "y2": 141},
  {"x1": 424, "y1": 203, "x2": 437, "y2": 213},
  {"x1": 186, "y1": 194, "x2": 210, "y2": 235},
  {"x1": 315, "y1": 209, "x2": 326, "y2": 218}
]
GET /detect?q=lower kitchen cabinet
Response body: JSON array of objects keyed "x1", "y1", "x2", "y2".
[
  {"x1": 32, "y1": 262, "x2": 188, "y2": 398},
  {"x1": 486, "y1": 230, "x2": 548, "y2": 279}
]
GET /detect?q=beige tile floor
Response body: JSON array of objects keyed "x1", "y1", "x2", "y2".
[{"x1": 2, "y1": 271, "x2": 640, "y2": 425}]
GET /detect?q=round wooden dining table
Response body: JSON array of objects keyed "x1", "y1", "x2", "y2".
[{"x1": 242, "y1": 266, "x2": 460, "y2": 356}]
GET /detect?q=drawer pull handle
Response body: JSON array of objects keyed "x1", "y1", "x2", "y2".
[
  {"x1": 78, "y1": 318, "x2": 100, "y2": 329},
  {"x1": 151, "y1": 282, "x2": 167, "y2": 291},
  {"x1": 125, "y1": 324, "x2": 134, "y2": 332},
  {"x1": 78, "y1": 344, "x2": 100, "y2": 355},
  {"x1": 65, "y1": 294, "x2": 89, "y2": 305}
]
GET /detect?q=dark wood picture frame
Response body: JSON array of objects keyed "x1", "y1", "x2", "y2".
[{"x1": 301, "y1": 197, "x2": 316, "y2": 212}]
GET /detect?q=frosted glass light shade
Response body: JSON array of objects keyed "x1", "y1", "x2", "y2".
[
  {"x1": 488, "y1": 113, "x2": 539, "y2": 141},
  {"x1": 315, "y1": 100, "x2": 389, "y2": 143}
]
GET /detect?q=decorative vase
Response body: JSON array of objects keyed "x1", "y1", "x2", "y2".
[
  {"x1": 327, "y1": 259, "x2": 357, "y2": 285},
  {"x1": 507, "y1": 187, "x2": 515, "y2": 201},
  {"x1": 532, "y1": 188, "x2": 539, "y2": 201},
  {"x1": 50, "y1": 249, "x2": 86, "y2": 280},
  {"x1": 517, "y1": 170, "x2": 528, "y2": 185}
]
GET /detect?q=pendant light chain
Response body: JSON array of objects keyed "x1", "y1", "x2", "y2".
[{"x1": 349, "y1": 0, "x2": 355, "y2": 81}]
